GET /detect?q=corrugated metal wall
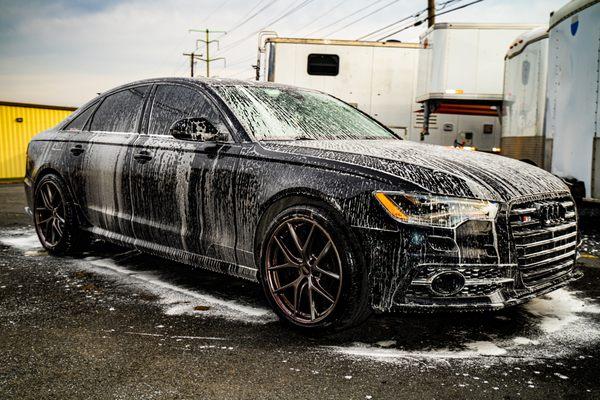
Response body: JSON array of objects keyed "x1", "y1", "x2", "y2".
[{"x1": 0, "y1": 104, "x2": 74, "y2": 181}]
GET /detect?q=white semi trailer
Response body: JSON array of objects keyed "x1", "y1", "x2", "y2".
[
  {"x1": 415, "y1": 23, "x2": 539, "y2": 151},
  {"x1": 545, "y1": 0, "x2": 600, "y2": 200},
  {"x1": 258, "y1": 36, "x2": 499, "y2": 149},
  {"x1": 501, "y1": 27, "x2": 550, "y2": 169}
]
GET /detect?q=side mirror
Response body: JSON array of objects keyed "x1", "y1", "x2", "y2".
[{"x1": 169, "y1": 117, "x2": 226, "y2": 142}]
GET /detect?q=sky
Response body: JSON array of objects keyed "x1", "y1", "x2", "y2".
[{"x1": 0, "y1": 0, "x2": 566, "y2": 107}]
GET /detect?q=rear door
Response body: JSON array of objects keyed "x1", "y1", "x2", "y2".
[
  {"x1": 68, "y1": 85, "x2": 151, "y2": 238},
  {"x1": 128, "y1": 83, "x2": 241, "y2": 264}
]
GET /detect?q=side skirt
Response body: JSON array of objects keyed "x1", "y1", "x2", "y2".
[{"x1": 83, "y1": 226, "x2": 259, "y2": 282}]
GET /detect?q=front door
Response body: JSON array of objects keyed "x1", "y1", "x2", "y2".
[{"x1": 128, "y1": 83, "x2": 240, "y2": 264}]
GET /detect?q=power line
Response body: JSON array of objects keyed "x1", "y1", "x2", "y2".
[
  {"x1": 356, "y1": 0, "x2": 462, "y2": 41},
  {"x1": 436, "y1": 0, "x2": 464, "y2": 10},
  {"x1": 201, "y1": 0, "x2": 234, "y2": 26},
  {"x1": 356, "y1": 9, "x2": 425, "y2": 41},
  {"x1": 224, "y1": 0, "x2": 278, "y2": 37},
  {"x1": 233, "y1": 0, "x2": 268, "y2": 28},
  {"x1": 218, "y1": 0, "x2": 315, "y2": 54},
  {"x1": 377, "y1": 0, "x2": 485, "y2": 41},
  {"x1": 290, "y1": 0, "x2": 346, "y2": 36},
  {"x1": 224, "y1": 56, "x2": 255, "y2": 69},
  {"x1": 324, "y1": 0, "x2": 403, "y2": 38},
  {"x1": 306, "y1": 0, "x2": 387, "y2": 37}
]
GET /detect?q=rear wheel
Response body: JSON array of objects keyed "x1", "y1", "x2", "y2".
[
  {"x1": 259, "y1": 205, "x2": 371, "y2": 331},
  {"x1": 33, "y1": 174, "x2": 88, "y2": 255}
]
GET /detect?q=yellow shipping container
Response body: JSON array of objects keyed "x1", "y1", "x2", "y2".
[{"x1": 0, "y1": 101, "x2": 75, "y2": 181}]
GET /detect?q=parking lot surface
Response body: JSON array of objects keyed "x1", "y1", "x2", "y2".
[{"x1": 1, "y1": 183, "x2": 600, "y2": 399}]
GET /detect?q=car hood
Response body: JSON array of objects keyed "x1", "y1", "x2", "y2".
[{"x1": 259, "y1": 139, "x2": 569, "y2": 202}]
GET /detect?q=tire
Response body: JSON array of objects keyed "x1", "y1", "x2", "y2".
[
  {"x1": 258, "y1": 205, "x2": 372, "y2": 332},
  {"x1": 33, "y1": 173, "x2": 89, "y2": 255}
]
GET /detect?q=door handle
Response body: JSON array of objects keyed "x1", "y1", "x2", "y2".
[
  {"x1": 133, "y1": 150, "x2": 153, "y2": 163},
  {"x1": 204, "y1": 144, "x2": 227, "y2": 159},
  {"x1": 70, "y1": 144, "x2": 84, "y2": 156}
]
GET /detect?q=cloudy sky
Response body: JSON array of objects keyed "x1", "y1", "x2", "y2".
[{"x1": 0, "y1": 0, "x2": 565, "y2": 107}]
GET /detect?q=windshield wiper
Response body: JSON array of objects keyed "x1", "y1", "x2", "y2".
[{"x1": 294, "y1": 136, "x2": 317, "y2": 141}]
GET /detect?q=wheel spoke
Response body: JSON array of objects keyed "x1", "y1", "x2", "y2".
[
  {"x1": 37, "y1": 215, "x2": 53, "y2": 225},
  {"x1": 302, "y1": 223, "x2": 316, "y2": 254},
  {"x1": 311, "y1": 278, "x2": 335, "y2": 303},
  {"x1": 48, "y1": 220, "x2": 55, "y2": 243},
  {"x1": 274, "y1": 275, "x2": 302, "y2": 294},
  {"x1": 274, "y1": 236, "x2": 301, "y2": 264},
  {"x1": 314, "y1": 240, "x2": 332, "y2": 267},
  {"x1": 267, "y1": 262, "x2": 299, "y2": 271},
  {"x1": 55, "y1": 214, "x2": 65, "y2": 224},
  {"x1": 45, "y1": 184, "x2": 55, "y2": 207},
  {"x1": 308, "y1": 282, "x2": 317, "y2": 320},
  {"x1": 44, "y1": 218, "x2": 53, "y2": 237},
  {"x1": 286, "y1": 222, "x2": 303, "y2": 255},
  {"x1": 40, "y1": 188, "x2": 53, "y2": 210},
  {"x1": 293, "y1": 278, "x2": 308, "y2": 315},
  {"x1": 53, "y1": 218, "x2": 63, "y2": 237},
  {"x1": 314, "y1": 265, "x2": 340, "y2": 280}
]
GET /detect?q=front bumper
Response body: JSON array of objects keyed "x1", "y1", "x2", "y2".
[
  {"x1": 363, "y1": 192, "x2": 581, "y2": 313},
  {"x1": 393, "y1": 266, "x2": 581, "y2": 312}
]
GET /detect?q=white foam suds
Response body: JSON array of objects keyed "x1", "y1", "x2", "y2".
[
  {"x1": 80, "y1": 256, "x2": 274, "y2": 322},
  {"x1": 0, "y1": 230, "x2": 275, "y2": 324},
  {"x1": 330, "y1": 289, "x2": 600, "y2": 365},
  {"x1": 513, "y1": 337, "x2": 539, "y2": 346},
  {"x1": 524, "y1": 289, "x2": 600, "y2": 333},
  {"x1": 0, "y1": 230, "x2": 42, "y2": 251},
  {"x1": 330, "y1": 340, "x2": 507, "y2": 364},
  {"x1": 124, "y1": 331, "x2": 227, "y2": 340}
]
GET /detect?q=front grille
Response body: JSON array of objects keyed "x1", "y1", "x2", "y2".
[{"x1": 509, "y1": 195, "x2": 578, "y2": 287}]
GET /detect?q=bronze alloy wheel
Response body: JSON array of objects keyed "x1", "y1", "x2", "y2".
[
  {"x1": 265, "y1": 216, "x2": 343, "y2": 324},
  {"x1": 34, "y1": 180, "x2": 66, "y2": 248}
]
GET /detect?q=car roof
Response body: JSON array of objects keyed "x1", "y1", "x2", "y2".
[{"x1": 100, "y1": 77, "x2": 311, "y2": 96}]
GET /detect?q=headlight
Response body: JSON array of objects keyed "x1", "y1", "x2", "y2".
[{"x1": 374, "y1": 191, "x2": 498, "y2": 228}]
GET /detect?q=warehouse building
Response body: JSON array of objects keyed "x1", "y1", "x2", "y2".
[{"x1": 0, "y1": 101, "x2": 75, "y2": 182}]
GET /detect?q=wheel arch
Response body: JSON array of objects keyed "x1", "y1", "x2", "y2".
[
  {"x1": 253, "y1": 188, "x2": 348, "y2": 261},
  {"x1": 33, "y1": 166, "x2": 64, "y2": 186}
]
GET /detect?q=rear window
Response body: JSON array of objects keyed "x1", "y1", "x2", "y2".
[
  {"x1": 89, "y1": 86, "x2": 149, "y2": 133},
  {"x1": 307, "y1": 54, "x2": 339, "y2": 76},
  {"x1": 63, "y1": 104, "x2": 96, "y2": 132}
]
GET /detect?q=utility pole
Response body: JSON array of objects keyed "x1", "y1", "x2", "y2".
[
  {"x1": 188, "y1": 29, "x2": 227, "y2": 78},
  {"x1": 419, "y1": 0, "x2": 436, "y2": 140},
  {"x1": 427, "y1": 0, "x2": 436, "y2": 27},
  {"x1": 182, "y1": 52, "x2": 199, "y2": 77}
]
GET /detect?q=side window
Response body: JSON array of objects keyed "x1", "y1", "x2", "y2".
[
  {"x1": 63, "y1": 103, "x2": 97, "y2": 132},
  {"x1": 307, "y1": 54, "x2": 339, "y2": 76},
  {"x1": 89, "y1": 85, "x2": 149, "y2": 133},
  {"x1": 148, "y1": 84, "x2": 228, "y2": 138}
]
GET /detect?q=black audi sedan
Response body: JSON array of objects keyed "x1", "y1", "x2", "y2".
[{"x1": 25, "y1": 77, "x2": 580, "y2": 331}]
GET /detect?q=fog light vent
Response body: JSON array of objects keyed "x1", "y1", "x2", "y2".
[{"x1": 431, "y1": 271, "x2": 465, "y2": 296}]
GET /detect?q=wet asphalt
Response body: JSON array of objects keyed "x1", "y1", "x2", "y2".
[{"x1": 1, "y1": 183, "x2": 600, "y2": 399}]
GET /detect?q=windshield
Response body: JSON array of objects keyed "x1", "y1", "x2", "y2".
[{"x1": 214, "y1": 85, "x2": 398, "y2": 141}]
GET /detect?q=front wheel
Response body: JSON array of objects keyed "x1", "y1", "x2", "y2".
[{"x1": 259, "y1": 205, "x2": 371, "y2": 331}]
